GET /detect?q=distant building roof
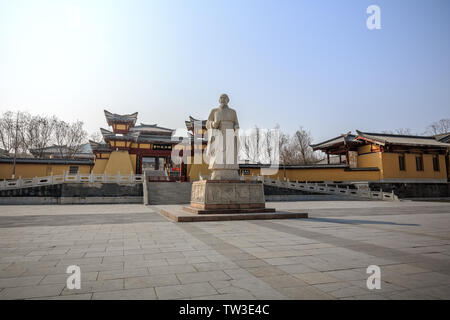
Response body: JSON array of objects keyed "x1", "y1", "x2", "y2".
[
  {"x1": 89, "y1": 140, "x2": 111, "y2": 153},
  {"x1": 356, "y1": 130, "x2": 450, "y2": 148},
  {"x1": 310, "y1": 133, "x2": 360, "y2": 150},
  {"x1": 104, "y1": 110, "x2": 138, "y2": 126},
  {"x1": 0, "y1": 148, "x2": 10, "y2": 158},
  {"x1": 185, "y1": 116, "x2": 207, "y2": 131},
  {"x1": 434, "y1": 132, "x2": 450, "y2": 143},
  {"x1": 29, "y1": 143, "x2": 93, "y2": 159}
]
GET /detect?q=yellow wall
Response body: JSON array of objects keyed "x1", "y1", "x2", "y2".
[
  {"x1": 381, "y1": 153, "x2": 447, "y2": 181},
  {"x1": 92, "y1": 159, "x2": 108, "y2": 174},
  {"x1": 130, "y1": 154, "x2": 137, "y2": 173},
  {"x1": 357, "y1": 152, "x2": 382, "y2": 170},
  {"x1": 241, "y1": 167, "x2": 380, "y2": 182},
  {"x1": 358, "y1": 144, "x2": 373, "y2": 154},
  {"x1": 0, "y1": 163, "x2": 91, "y2": 179},
  {"x1": 104, "y1": 151, "x2": 134, "y2": 175}
]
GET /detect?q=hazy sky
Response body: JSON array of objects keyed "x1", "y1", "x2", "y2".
[{"x1": 1, "y1": 0, "x2": 449, "y2": 142}]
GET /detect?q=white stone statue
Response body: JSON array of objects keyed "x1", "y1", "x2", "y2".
[{"x1": 205, "y1": 94, "x2": 240, "y2": 180}]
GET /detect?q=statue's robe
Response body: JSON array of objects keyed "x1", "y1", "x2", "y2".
[{"x1": 205, "y1": 106, "x2": 240, "y2": 178}]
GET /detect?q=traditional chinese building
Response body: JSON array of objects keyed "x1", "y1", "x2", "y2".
[
  {"x1": 89, "y1": 110, "x2": 187, "y2": 181},
  {"x1": 309, "y1": 130, "x2": 450, "y2": 183},
  {"x1": 238, "y1": 131, "x2": 450, "y2": 184},
  {"x1": 1, "y1": 109, "x2": 449, "y2": 187}
]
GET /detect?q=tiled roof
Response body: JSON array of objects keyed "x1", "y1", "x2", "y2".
[
  {"x1": 185, "y1": 116, "x2": 207, "y2": 131},
  {"x1": 89, "y1": 140, "x2": 111, "y2": 152},
  {"x1": 100, "y1": 128, "x2": 181, "y2": 145},
  {"x1": 356, "y1": 130, "x2": 450, "y2": 148},
  {"x1": 104, "y1": 110, "x2": 138, "y2": 126},
  {"x1": 310, "y1": 133, "x2": 359, "y2": 150},
  {"x1": 136, "y1": 134, "x2": 182, "y2": 144},
  {"x1": 434, "y1": 132, "x2": 450, "y2": 143},
  {"x1": 30, "y1": 143, "x2": 92, "y2": 154},
  {"x1": 130, "y1": 123, "x2": 174, "y2": 134}
]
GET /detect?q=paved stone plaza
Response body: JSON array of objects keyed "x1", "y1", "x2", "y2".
[{"x1": 0, "y1": 200, "x2": 450, "y2": 300}]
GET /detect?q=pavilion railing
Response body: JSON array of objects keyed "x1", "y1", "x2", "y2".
[
  {"x1": 255, "y1": 175, "x2": 398, "y2": 201},
  {"x1": 0, "y1": 173, "x2": 144, "y2": 191}
]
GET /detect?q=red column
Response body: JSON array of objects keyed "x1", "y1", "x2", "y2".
[{"x1": 180, "y1": 149, "x2": 185, "y2": 182}]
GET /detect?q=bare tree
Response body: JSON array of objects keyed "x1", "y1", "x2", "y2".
[
  {"x1": 263, "y1": 125, "x2": 279, "y2": 165},
  {"x1": 426, "y1": 118, "x2": 450, "y2": 135},
  {"x1": 279, "y1": 132, "x2": 294, "y2": 165},
  {"x1": 21, "y1": 115, "x2": 58, "y2": 157},
  {"x1": 89, "y1": 131, "x2": 104, "y2": 143},
  {"x1": 54, "y1": 120, "x2": 87, "y2": 158},
  {"x1": 382, "y1": 128, "x2": 414, "y2": 135},
  {"x1": 240, "y1": 126, "x2": 262, "y2": 163},
  {"x1": 1, "y1": 110, "x2": 89, "y2": 160},
  {"x1": 0, "y1": 111, "x2": 16, "y2": 153},
  {"x1": 292, "y1": 127, "x2": 318, "y2": 165},
  {"x1": 0, "y1": 111, "x2": 29, "y2": 155}
]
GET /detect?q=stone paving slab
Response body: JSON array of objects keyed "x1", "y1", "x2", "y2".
[{"x1": 0, "y1": 201, "x2": 450, "y2": 299}]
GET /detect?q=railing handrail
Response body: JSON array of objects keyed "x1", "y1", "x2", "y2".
[
  {"x1": 258, "y1": 176, "x2": 397, "y2": 201},
  {"x1": 0, "y1": 173, "x2": 145, "y2": 191}
]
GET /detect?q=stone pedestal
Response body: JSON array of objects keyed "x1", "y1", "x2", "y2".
[{"x1": 184, "y1": 180, "x2": 275, "y2": 214}]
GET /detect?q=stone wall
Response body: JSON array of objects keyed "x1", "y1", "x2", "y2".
[
  {"x1": 62, "y1": 183, "x2": 142, "y2": 197},
  {"x1": 0, "y1": 183, "x2": 143, "y2": 204},
  {"x1": 369, "y1": 182, "x2": 450, "y2": 198},
  {"x1": 263, "y1": 183, "x2": 356, "y2": 196},
  {"x1": 263, "y1": 184, "x2": 310, "y2": 195},
  {"x1": 144, "y1": 182, "x2": 192, "y2": 205}
]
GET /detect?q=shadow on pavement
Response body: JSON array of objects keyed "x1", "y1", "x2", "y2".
[{"x1": 305, "y1": 217, "x2": 419, "y2": 226}]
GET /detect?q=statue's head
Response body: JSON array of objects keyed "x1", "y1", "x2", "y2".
[{"x1": 219, "y1": 94, "x2": 230, "y2": 107}]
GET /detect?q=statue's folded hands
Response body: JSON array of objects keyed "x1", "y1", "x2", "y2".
[{"x1": 211, "y1": 121, "x2": 220, "y2": 129}]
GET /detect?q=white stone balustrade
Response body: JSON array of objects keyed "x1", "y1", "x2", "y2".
[
  {"x1": 258, "y1": 176, "x2": 397, "y2": 201},
  {"x1": 0, "y1": 173, "x2": 144, "y2": 191}
]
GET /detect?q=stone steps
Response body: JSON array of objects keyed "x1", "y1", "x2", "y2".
[{"x1": 153, "y1": 205, "x2": 308, "y2": 222}]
